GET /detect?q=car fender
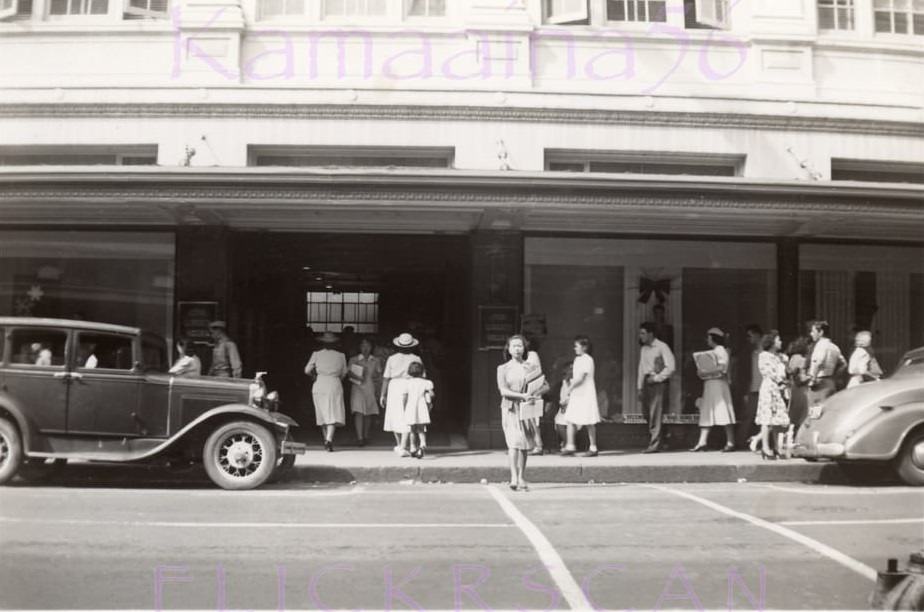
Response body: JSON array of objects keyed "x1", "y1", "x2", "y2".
[
  {"x1": 844, "y1": 402, "x2": 924, "y2": 460},
  {"x1": 0, "y1": 393, "x2": 37, "y2": 453}
]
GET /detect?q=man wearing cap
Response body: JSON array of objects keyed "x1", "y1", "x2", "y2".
[{"x1": 208, "y1": 321, "x2": 242, "y2": 378}]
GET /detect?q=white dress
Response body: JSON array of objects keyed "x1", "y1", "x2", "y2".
[
  {"x1": 403, "y1": 377, "x2": 434, "y2": 426},
  {"x1": 382, "y1": 352, "x2": 423, "y2": 433},
  {"x1": 564, "y1": 353, "x2": 601, "y2": 427},
  {"x1": 698, "y1": 346, "x2": 735, "y2": 427},
  {"x1": 306, "y1": 349, "x2": 347, "y2": 427}
]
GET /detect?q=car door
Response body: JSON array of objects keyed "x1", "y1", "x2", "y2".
[
  {"x1": 66, "y1": 330, "x2": 142, "y2": 436},
  {"x1": 3, "y1": 327, "x2": 70, "y2": 433}
]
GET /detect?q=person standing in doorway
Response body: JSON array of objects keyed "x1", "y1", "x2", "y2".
[
  {"x1": 807, "y1": 320, "x2": 847, "y2": 407},
  {"x1": 207, "y1": 321, "x2": 242, "y2": 378},
  {"x1": 348, "y1": 337, "x2": 383, "y2": 447},
  {"x1": 305, "y1": 332, "x2": 348, "y2": 452},
  {"x1": 638, "y1": 322, "x2": 676, "y2": 453},
  {"x1": 561, "y1": 335, "x2": 601, "y2": 457},
  {"x1": 737, "y1": 324, "x2": 763, "y2": 451},
  {"x1": 691, "y1": 328, "x2": 736, "y2": 452},
  {"x1": 380, "y1": 332, "x2": 423, "y2": 456}
]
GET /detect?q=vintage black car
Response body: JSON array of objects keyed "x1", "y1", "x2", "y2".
[{"x1": 0, "y1": 317, "x2": 305, "y2": 489}]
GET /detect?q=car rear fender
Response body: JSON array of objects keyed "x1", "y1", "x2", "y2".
[{"x1": 844, "y1": 402, "x2": 924, "y2": 460}]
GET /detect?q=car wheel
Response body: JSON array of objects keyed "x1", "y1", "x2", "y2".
[
  {"x1": 0, "y1": 417, "x2": 24, "y2": 485},
  {"x1": 18, "y1": 458, "x2": 66, "y2": 483},
  {"x1": 267, "y1": 454, "x2": 296, "y2": 484},
  {"x1": 894, "y1": 429, "x2": 924, "y2": 487},
  {"x1": 203, "y1": 421, "x2": 277, "y2": 490}
]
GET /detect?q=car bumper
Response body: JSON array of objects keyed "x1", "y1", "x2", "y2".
[
  {"x1": 281, "y1": 441, "x2": 308, "y2": 455},
  {"x1": 794, "y1": 429, "x2": 846, "y2": 458}
]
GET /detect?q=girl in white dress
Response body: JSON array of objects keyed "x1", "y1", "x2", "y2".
[
  {"x1": 305, "y1": 332, "x2": 348, "y2": 452},
  {"x1": 380, "y1": 332, "x2": 423, "y2": 456},
  {"x1": 402, "y1": 361, "x2": 434, "y2": 459},
  {"x1": 561, "y1": 335, "x2": 601, "y2": 457}
]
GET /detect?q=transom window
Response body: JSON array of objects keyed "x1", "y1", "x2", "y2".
[
  {"x1": 0, "y1": 146, "x2": 157, "y2": 166},
  {"x1": 607, "y1": 0, "x2": 666, "y2": 22},
  {"x1": 874, "y1": 0, "x2": 924, "y2": 34},
  {"x1": 49, "y1": 0, "x2": 107, "y2": 15},
  {"x1": 260, "y1": 0, "x2": 304, "y2": 18},
  {"x1": 818, "y1": 0, "x2": 856, "y2": 30},
  {"x1": 546, "y1": 151, "x2": 744, "y2": 176},
  {"x1": 307, "y1": 291, "x2": 379, "y2": 333},
  {"x1": 249, "y1": 146, "x2": 453, "y2": 168}
]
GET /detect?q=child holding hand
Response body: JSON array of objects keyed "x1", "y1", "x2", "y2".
[{"x1": 402, "y1": 362, "x2": 434, "y2": 459}]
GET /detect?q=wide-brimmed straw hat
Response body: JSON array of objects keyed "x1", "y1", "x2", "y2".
[
  {"x1": 393, "y1": 332, "x2": 419, "y2": 348},
  {"x1": 317, "y1": 332, "x2": 339, "y2": 344},
  {"x1": 707, "y1": 327, "x2": 725, "y2": 337},
  {"x1": 208, "y1": 320, "x2": 226, "y2": 330}
]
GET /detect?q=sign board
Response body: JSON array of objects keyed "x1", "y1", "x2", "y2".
[{"x1": 478, "y1": 305, "x2": 518, "y2": 350}]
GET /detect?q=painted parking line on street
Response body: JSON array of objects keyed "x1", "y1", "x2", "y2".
[
  {"x1": 780, "y1": 518, "x2": 924, "y2": 526},
  {"x1": 758, "y1": 484, "x2": 924, "y2": 496},
  {"x1": 0, "y1": 517, "x2": 512, "y2": 529},
  {"x1": 648, "y1": 484, "x2": 879, "y2": 582},
  {"x1": 486, "y1": 485, "x2": 593, "y2": 611}
]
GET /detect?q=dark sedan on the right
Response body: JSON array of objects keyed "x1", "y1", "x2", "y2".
[{"x1": 795, "y1": 347, "x2": 924, "y2": 486}]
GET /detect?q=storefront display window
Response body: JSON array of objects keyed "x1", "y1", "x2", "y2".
[
  {"x1": 800, "y1": 244, "x2": 924, "y2": 373},
  {"x1": 0, "y1": 231, "x2": 175, "y2": 342},
  {"x1": 525, "y1": 238, "x2": 776, "y2": 421}
]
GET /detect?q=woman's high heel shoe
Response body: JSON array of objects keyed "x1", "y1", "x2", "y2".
[
  {"x1": 761, "y1": 450, "x2": 777, "y2": 460},
  {"x1": 689, "y1": 444, "x2": 708, "y2": 452}
]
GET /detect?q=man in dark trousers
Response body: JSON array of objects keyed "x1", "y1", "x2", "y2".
[{"x1": 637, "y1": 322, "x2": 676, "y2": 453}]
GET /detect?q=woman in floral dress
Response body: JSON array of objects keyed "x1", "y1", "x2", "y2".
[{"x1": 755, "y1": 330, "x2": 790, "y2": 459}]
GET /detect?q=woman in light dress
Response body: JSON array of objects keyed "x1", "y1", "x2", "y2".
[
  {"x1": 847, "y1": 330, "x2": 881, "y2": 389},
  {"x1": 496, "y1": 335, "x2": 548, "y2": 491},
  {"x1": 305, "y1": 332, "x2": 348, "y2": 452},
  {"x1": 169, "y1": 337, "x2": 201, "y2": 378},
  {"x1": 755, "y1": 330, "x2": 790, "y2": 459},
  {"x1": 348, "y1": 337, "x2": 383, "y2": 447},
  {"x1": 380, "y1": 332, "x2": 423, "y2": 456},
  {"x1": 691, "y1": 328, "x2": 736, "y2": 452},
  {"x1": 561, "y1": 335, "x2": 601, "y2": 457}
]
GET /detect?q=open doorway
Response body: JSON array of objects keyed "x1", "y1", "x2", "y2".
[{"x1": 230, "y1": 233, "x2": 471, "y2": 445}]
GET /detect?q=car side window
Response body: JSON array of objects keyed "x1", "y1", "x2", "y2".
[
  {"x1": 76, "y1": 332, "x2": 135, "y2": 371},
  {"x1": 9, "y1": 329, "x2": 68, "y2": 367}
]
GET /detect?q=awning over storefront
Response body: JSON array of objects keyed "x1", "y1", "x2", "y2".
[{"x1": 0, "y1": 167, "x2": 922, "y2": 241}]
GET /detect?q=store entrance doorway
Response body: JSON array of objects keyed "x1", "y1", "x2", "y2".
[{"x1": 231, "y1": 233, "x2": 471, "y2": 446}]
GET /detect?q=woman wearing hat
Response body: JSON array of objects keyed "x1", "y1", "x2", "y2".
[
  {"x1": 380, "y1": 332, "x2": 423, "y2": 455},
  {"x1": 305, "y1": 332, "x2": 348, "y2": 452},
  {"x1": 691, "y1": 328, "x2": 736, "y2": 452}
]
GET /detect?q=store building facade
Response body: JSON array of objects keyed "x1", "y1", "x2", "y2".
[{"x1": 1, "y1": 0, "x2": 922, "y2": 447}]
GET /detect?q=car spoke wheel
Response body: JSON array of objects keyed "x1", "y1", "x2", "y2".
[
  {"x1": 0, "y1": 418, "x2": 24, "y2": 485},
  {"x1": 203, "y1": 421, "x2": 277, "y2": 490},
  {"x1": 895, "y1": 429, "x2": 924, "y2": 487}
]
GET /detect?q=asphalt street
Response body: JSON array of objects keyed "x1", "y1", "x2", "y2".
[{"x1": 0, "y1": 481, "x2": 922, "y2": 610}]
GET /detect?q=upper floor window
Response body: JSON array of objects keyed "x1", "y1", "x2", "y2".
[
  {"x1": 249, "y1": 146, "x2": 454, "y2": 168},
  {"x1": 874, "y1": 0, "x2": 924, "y2": 35},
  {"x1": 831, "y1": 159, "x2": 924, "y2": 184},
  {"x1": 544, "y1": 0, "x2": 729, "y2": 28},
  {"x1": 818, "y1": 0, "x2": 855, "y2": 30},
  {"x1": 49, "y1": 0, "x2": 108, "y2": 15},
  {"x1": 323, "y1": 0, "x2": 387, "y2": 18},
  {"x1": 0, "y1": 146, "x2": 157, "y2": 165},
  {"x1": 406, "y1": 0, "x2": 444, "y2": 17},
  {"x1": 546, "y1": 150, "x2": 744, "y2": 176},
  {"x1": 1, "y1": 0, "x2": 165, "y2": 20}
]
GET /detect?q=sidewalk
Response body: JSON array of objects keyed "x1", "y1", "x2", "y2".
[{"x1": 290, "y1": 448, "x2": 849, "y2": 485}]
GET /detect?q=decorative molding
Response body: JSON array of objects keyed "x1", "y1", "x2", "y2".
[
  {"x1": 0, "y1": 103, "x2": 922, "y2": 138},
  {"x1": 0, "y1": 184, "x2": 921, "y2": 217}
]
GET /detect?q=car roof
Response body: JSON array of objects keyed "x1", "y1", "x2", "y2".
[
  {"x1": 903, "y1": 346, "x2": 924, "y2": 361},
  {"x1": 0, "y1": 317, "x2": 141, "y2": 336}
]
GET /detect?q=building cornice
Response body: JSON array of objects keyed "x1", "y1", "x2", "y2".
[{"x1": 1, "y1": 103, "x2": 922, "y2": 138}]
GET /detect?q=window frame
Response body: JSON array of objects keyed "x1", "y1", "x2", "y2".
[
  {"x1": 817, "y1": 0, "x2": 857, "y2": 31},
  {"x1": 0, "y1": 145, "x2": 158, "y2": 166},
  {"x1": 74, "y1": 330, "x2": 137, "y2": 373},
  {"x1": 873, "y1": 0, "x2": 924, "y2": 35},
  {"x1": 122, "y1": 0, "x2": 168, "y2": 19},
  {"x1": 604, "y1": 0, "x2": 669, "y2": 24},
  {"x1": 8, "y1": 328, "x2": 69, "y2": 370},
  {"x1": 403, "y1": 0, "x2": 447, "y2": 19},
  {"x1": 545, "y1": 149, "x2": 746, "y2": 177},
  {"x1": 692, "y1": 0, "x2": 729, "y2": 29},
  {"x1": 0, "y1": 0, "x2": 17, "y2": 20},
  {"x1": 248, "y1": 145, "x2": 454, "y2": 168},
  {"x1": 306, "y1": 290, "x2": 380, "y2": 334},
  {"x1": 544, "y1": 0, "x2": 590, "y2": 24}
]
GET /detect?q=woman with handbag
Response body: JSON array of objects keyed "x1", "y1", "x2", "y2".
[
  {"x1": 497, "y1": 335, "x2": 548, "y2": 491},
  {"x1": 755, "y1": 330, "x2": 791, "y2": 459},
  {"x1": 691, "y1": 328, "x2": 736, "y2": 452}
]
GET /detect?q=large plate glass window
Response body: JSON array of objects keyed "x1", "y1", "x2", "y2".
[{"x1": 0, "y1": 231, "x2": 175, "y2": 346}]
